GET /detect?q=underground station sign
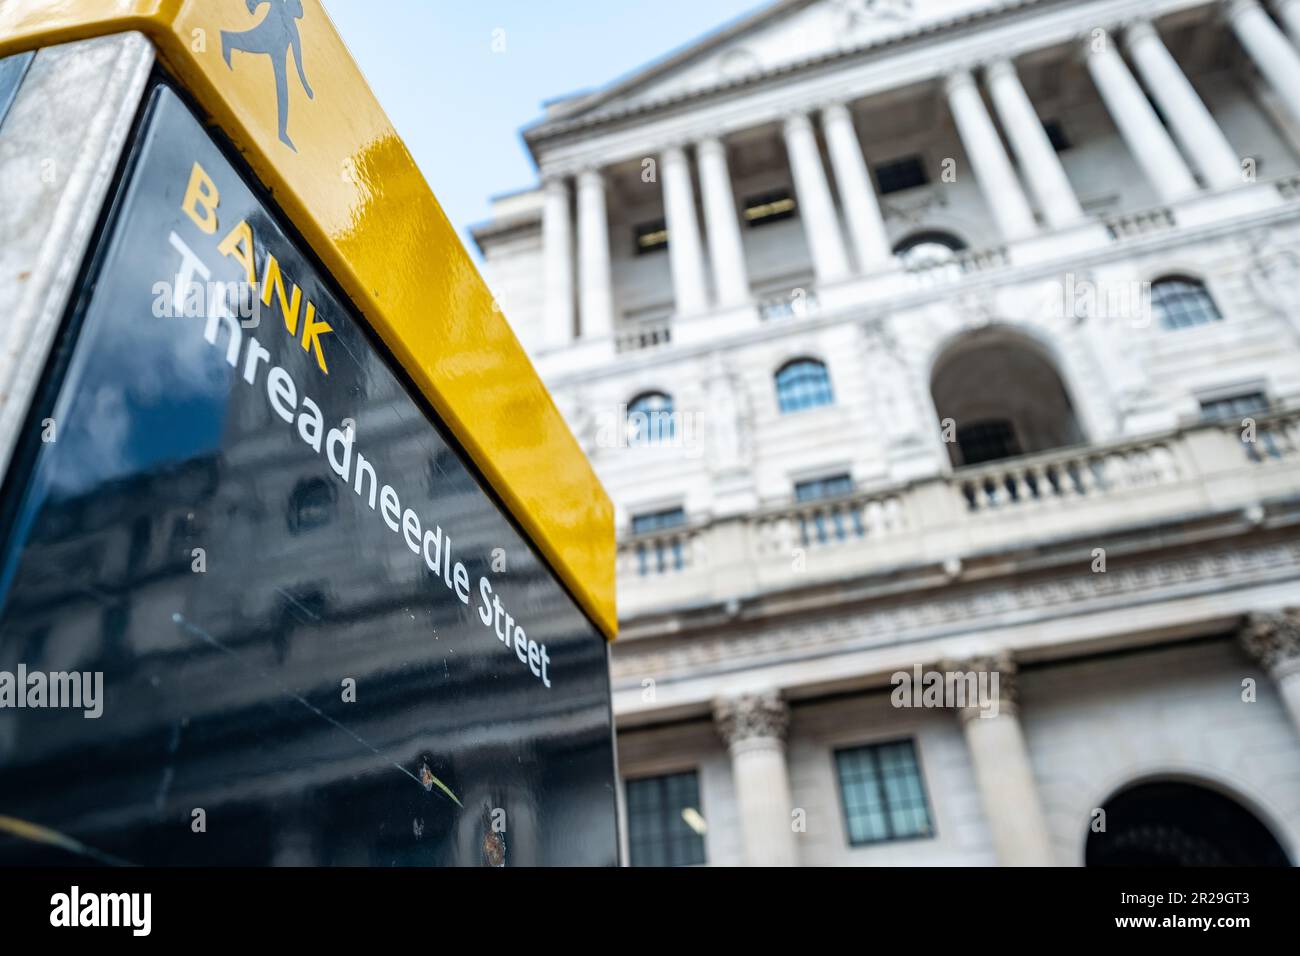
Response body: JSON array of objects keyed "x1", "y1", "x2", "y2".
[{"x1": 0, "y1": 3, "x2": 617, "y2": 866}]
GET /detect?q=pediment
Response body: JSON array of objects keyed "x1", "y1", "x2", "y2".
[{"x1": 538, "y1": 0, "x2": 1006, "y2": 130}]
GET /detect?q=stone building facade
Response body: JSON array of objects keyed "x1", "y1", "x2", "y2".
[{"x1": 473, "y1": 0, "x2": 1300, "y2": 865}]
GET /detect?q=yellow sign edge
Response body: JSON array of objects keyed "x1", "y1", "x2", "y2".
[{"x1": 0, "y1": 0, "x2": 617, "y2": 640}]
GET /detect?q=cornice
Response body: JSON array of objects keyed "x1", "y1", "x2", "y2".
[
  {"x1": 523, "y1": 0, "x2": 1062, "y2": 150},
  {"x1": 611, "y1": 535, "x2": 1300, "y2": 689},
  {"x1": 469, "y1": 213, "x2": 542, "y2": 254}
]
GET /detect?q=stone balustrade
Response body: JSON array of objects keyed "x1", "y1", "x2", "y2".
[
  {"x1": 958, "y1": 437, "x2": 1181, "y2": 513},
  {"x1": 1104, "y1": 205, "x2": 1177, "y2": 239},
  {"x1": 614, "y1": 319, "x2": 673, "y2": 353},
  {"x1": 902, "y1": 245, "x2": 1010, "y2": 289},
  {"x1": 752, "y1": 491, "x2": 908, "y2": 556},
  {"x1": 616, "y1": 411, "x2": 1300, "y2": 619},
  {"x1": 1248, "y1": 408, "x2": 1300, "y2": 462}
]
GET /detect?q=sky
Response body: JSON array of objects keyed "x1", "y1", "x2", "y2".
[{"x1": 324, "y1": 0, "x2": 763, "y2": 259}]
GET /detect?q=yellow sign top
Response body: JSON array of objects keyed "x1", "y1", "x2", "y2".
[{"x1": 0, "y1": 0, "x2": 617, "y2": 640}]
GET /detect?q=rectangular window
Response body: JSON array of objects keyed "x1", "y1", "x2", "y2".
[
  {"x1": 626, "y1": 770, "x2": 707, "y2": 866},
  {"x1": 1200, "y1": 392, "x2": 1268, "y2": 422},
  {"x1": 835, "y1": 739, "x2": 934, "y2": 846},
  {"x1": 631, "y1": 507, "x2": 686, "y2": 534},
  {"x1": 794, "y1": 473, "x2": 854, "y2": 502},
  {"x1": 1043, "y1": 119, "x2": 1071, "y2": 152},
  {"x1": 874, "y1": 155, "x2": 929, "y2": 195},
  {"x1": 743, "y1": 188, "x2": 796, "y2": 227},
  {"x1": 956, "y1": 419, "x2": 1022, "y2": 466},
  {"x1": 631, "y1": 508, "x2": 688, "y2": 575},
  {"x1": 635, "y1": 219, "x2": 668, "y2": 254}
]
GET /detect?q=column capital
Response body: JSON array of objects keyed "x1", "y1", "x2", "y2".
[
  {"x1": 1122, "y1": 17, "x2": 1161, "y2": 50},
  {"x1": 782, "y1": 110, "x2": 815, "y2": 137},
  {"x1": 943, "y1": 66, "x2": 978, "y2": 96},
  {"x1": 575, "y1": 167, "x2": 604, "y2": 189},
  {"x1": 820, "y1": 100, "x2": 854, "y2": 125},
  {"x1": 983, "y1": 56, "x2": 1019, "y2": 82},
  {"x1": 714, "y1": 690, "x2": 789, "y2": 746},
  {"x1": 1077, "y1": 26, "x2": 1120, "y2": 61},
  {"x1": 660, "y1": 142, "x2": 690, "y2": 165},
  {"x1": 541, "y1": 172, "x2": 570, "y2": 193},
  {"x1": 1224, "y1": 0, "x2": 1263, "y2": 21},
  {"x1": 695, "y1": 135, "x2": 727, "y2": 159},
  {"x1": 1241, "y1": 609, "x2": 1300, "y2": 677},
  {"x1": 941, "y1": 652, "x2": 1020, "y2": 722}
]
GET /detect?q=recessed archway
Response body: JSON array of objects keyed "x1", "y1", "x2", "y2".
[
  {"x1": 1086, "y1": 779, "x2": 1290, "y2": 866},
  {"x1": 931, "y1": 328, "x2": 1084, "y2": 467}
]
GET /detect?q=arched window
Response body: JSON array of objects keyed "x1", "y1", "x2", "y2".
[
  {"x1": 627, "y1": 391, "x2": 675, "y2": 445},
  {"x1": 932, "y1": 329, "x2": 1084, "y2": 471},
  {"x1": 775, "y1": 359, "x2": 834, "y2": 414},
  {"x1": 893, "y1": 230, "x2": 967, "y2": 267},
  {"x1": 1152, "y1": 276, "x2": 1222, "y2": 330}
]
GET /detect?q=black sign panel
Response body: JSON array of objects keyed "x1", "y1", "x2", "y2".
[{"x1": 0, "y1": 82, "x2": 618, "y2": 866}]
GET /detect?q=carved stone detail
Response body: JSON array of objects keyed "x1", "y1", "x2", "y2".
[
  {"x1": 612, "y1": 544, "x2": 1300, "y2": 687},
  {"x1": 714, "y1": 690, "x2": 789, "y2": 745},
  {"x1": 1241, "y1": 608, "x2": 1300, "y2": 675},
  {"x1": 942, "y1": 652, "x2": 1018, "y2": 720}
]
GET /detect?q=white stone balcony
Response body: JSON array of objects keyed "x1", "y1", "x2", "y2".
[{"x1": 615, "y1": 409, "x2": 1300, "y2": 622}]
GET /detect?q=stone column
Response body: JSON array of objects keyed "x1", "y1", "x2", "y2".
[
  {"x1": 714, "y1": 690, "x2": 799, "y2": 867},
  {"x1": 1276, "y1": 0, "x2": 1300, "y2": 47},
  {"x1": 696, "y1": 137, "x2": 751, "y2": 308},
  {"x1": 1241, "y1": 609, "x2": 1300, "y2": 735},
  {"x1": 944, "y1": 68, "x2": 1039, "y2": 241},
  {"x1": 1125, "y1": 20, "x2": 1242, "y2": 191},
  {"x1": 782, "y1": 112, "x2": 852, "y2": 283},
  {"x1": 1083, "y1": 29, "x2": 1199, "y2": 203},
  {"x1": 541, "y1": 175, "x2": 575, "y2": 347},
  {"x1": 661, "y1": 145, "x2": 710, "y2": 316},
  {"x1": 820, "y1": 102, "x2": 894, "y2": 273},
  {"x1": 576, "y1": 168, "x2": 613, "y2": 339},
  {"x1": 950, "y1": 654, "x2": 1055, "y2": 866},
  {"x1": 1227, "y1": 0, "x2": 1300, "y2": 125},
  {"x1": 984, "y1": 58, "x2": 1085, "y2": 229}
]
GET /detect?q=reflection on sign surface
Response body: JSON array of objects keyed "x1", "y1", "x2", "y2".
[{"x1": 0, "y1": 83, "x2": 617, "y2": 866}]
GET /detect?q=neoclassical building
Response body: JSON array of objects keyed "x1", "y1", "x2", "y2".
[{"x1": 473, "y1": 0, "x2": 1300, "y2": 865}]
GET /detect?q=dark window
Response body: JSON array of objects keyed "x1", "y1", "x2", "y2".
[
  {"x1": 836, "y1": 739, "x2": 934, "y2": 846},
  {"x1": 743, "y1": 188, "x2": 796, "y2": 226},
  {"x1": 1200, "y1": 392, "x2": 1268, "y2": 421},
  {"x1": 626, "y1": 391, "x2": 675, "y2": 444},
  {"x1": 775, "y1": 359, "x2": 834, "y2": 414},
  {"x1": 956, "y1": 419, "x2": 1022, "y2": 466},
  {"x1": 631, "y1": 508, "x2": 686, "y2": 534},
  {"x1": 126, "y1": 515, "x2": 152, "y2": 573},
  {"x1": 1202, "y1": 391, "x2": 1281, "y2": 461},
  {"x1": 626, "y1": 771, "x2": 707, "y2": 866},
  {"x1": 874, "y1": 155, "x2": 929, "y2": 195},
  {"x1": 1043, "y1": 119, "x2": 1071, "y2": 152},
  {"x1": 795, "y1": 473, "x2": 854, "y2": 502},
  {"x1": 634, "y1": 219, "x2": 668, "y2": 254},
  {"x1": 288, "y1": 477, "x2": 335, "y2": 533},
  {"x1": 1152, "y1": 277, "x2": 1222, "y2": 330}
]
